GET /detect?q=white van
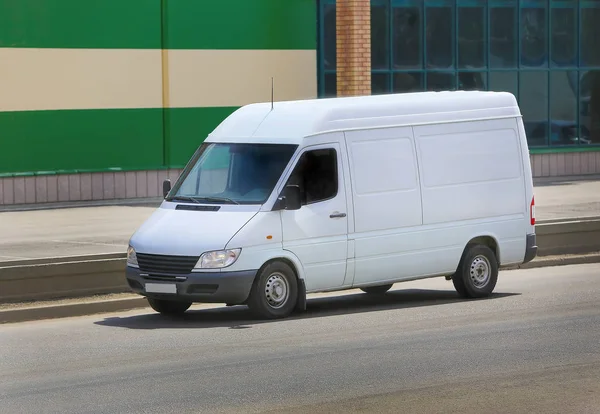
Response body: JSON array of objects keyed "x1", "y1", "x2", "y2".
[{"x1": 126, "y1": 91, "x2": 537, "y2": 319}]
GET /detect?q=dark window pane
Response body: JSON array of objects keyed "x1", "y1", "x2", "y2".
[
  {"x1": 581, "y1": 7, "x2": 600, "y2": 67},
  {"x1": 580, "y1": 70, "x2": 600, "y2": 144},
  {"x1": 288, "y1": 149, "x2": 338, "y2": 205},
  {"x1": 393, "y1": 72, "x2": 423, "y2": 93},
  {"x1": 520, "y1": 2, "x2": 548, "y2": 67},
  {"x1": 372, "y1": 73, "x2": 390, "y2": 95},
  {"x1": 426, "y1": 72, "x2": 455, "y2": 91},
  {"x1": 324, "y1": 73, "x2": 337, "y2": 98},
  {"x1": 458, "y1": 6, "x2": 486, "y2": 68},
  {"x1": 520, "y1": 71, "x2": 549, "y2": 146},
  {"x1": 323, "y1": 4, "x2": 336, "y2": 70},
  {"x1": 550, "y1": 5, "x2": 576, "y2": 67},
  {"x1": 371, "y1": 4, "x2": 389, "y2": 70},
  {"x1": 550, "y1": 71, "x2": 578, "y2": 145},
  {"x1": 458, "y1": 72, "x2": 487, "y2": 90},
  {"x1": 490, "y1": 5, "x2": 518, "y2": 68},
  {"x1": 489, "y1": 71, "x2": 518, "y2": 98},
  {"x1": 393, "y1": 6, "x2": 422, "y2": 69},
  {"x1": 426, "y1": 6, "x2": 454, "y2": 68}
]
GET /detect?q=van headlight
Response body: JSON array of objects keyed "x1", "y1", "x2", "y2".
[
  {"x1": 127, "y1": 245, "x2": 139, "y2": 268},
  {"x1": 195, "y1": 249, "x2": 241, "y2": 269}
]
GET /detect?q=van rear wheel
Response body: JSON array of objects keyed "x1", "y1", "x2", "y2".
[
  {"x1": 147, "y1": 298, "x2": 192, "y2": 315},
  {"x1": 360, "y1": 284, "x2": 393, "y2": 294},
  {"x1": 247, "y1": 261, "x2": 298, "y2": 319},
  {"x1": 452, "y1": 245, "x2": 498, "y2": 298}
]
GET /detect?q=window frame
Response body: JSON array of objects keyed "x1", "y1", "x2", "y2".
[{"x1": 284, "y1": 146, "x2": 340, "y2": 206}]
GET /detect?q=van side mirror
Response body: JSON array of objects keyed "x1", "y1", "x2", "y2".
[
  {"x1": 162, "y1": 179, "x2": 171, "y2": 198},
  {"x1": 284, "y1": 185, "x2": 302, "y2": 210},
  {"x1": 276, "y1": 185, "x2": 302, "y2": 211}
]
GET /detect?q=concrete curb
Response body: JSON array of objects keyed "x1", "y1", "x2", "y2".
[
  {"x1": 509, "y1": 252, "x2": 600, "y2": 270},
  {"x1": 2, "y1": 252, "x2": 599, "y2": 325},
  {"x1": 0, "y1": 197, "x2": 163, "y2": 213},
  {"x1": 0, "y1": 297, "x2": 149, "y2": 324}
]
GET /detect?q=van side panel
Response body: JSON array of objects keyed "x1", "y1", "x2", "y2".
[
  {"x1": 345, "y1": 128, "x2": 422, "y2": 233},
  {"x1": 413, "y1": 118, "x2": 527, "y2": 265},
  {"x1": 344, "y1": 127, "x2": 425, "y2": 285}
]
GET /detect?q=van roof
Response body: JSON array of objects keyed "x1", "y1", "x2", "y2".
[{"x1": 207, "y1": 91, "x2": 521, "y2": 145}]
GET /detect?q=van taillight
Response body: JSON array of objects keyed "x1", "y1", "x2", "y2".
[{"x1": 530, "y1": 196, "x2": 536, "y2": 226}]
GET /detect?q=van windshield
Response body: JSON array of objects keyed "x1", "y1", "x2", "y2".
[{"x1": 168, "y1": 142, "x2": 298, "y2": 205}]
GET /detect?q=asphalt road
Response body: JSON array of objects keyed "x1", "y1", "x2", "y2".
[{"x1": 1, "y1": 263, "x2": 599, "y2": 414}]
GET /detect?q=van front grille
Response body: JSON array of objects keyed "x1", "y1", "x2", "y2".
[{"x1": 137, "y1": 253, "x2": 199, "y2": 275}]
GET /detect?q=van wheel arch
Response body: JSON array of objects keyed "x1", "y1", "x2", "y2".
[
  {"x1": 254, "y1": 258, "x2": 306, "y2": 313},
  {"x1": 463, "y1": 236, "x2": 500, "y2": 265}
]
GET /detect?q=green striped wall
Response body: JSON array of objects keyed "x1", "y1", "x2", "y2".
[
  {"x1": 0, "y1": 0, "x2": 315, "y2": 50},
  {"x1": 165, "y1": 0, "x2": 316, "y2": 50},
  {"x1": 0, "y1": 0, "x2": 161, "y2": 49},
  {"x1": 165, "y1": 107, "x2": 238, "y2": 167},
  {"x1": 0, "y1": 108, "x2": 239, "y2": 175},
  {"x1": 0, "y1": 0, "x2": 317, "y2": 176}
]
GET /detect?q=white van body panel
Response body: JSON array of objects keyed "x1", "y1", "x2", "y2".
[
  {"x1": 278, "y1": 136, "x2": 350, "y2": 292},
  {"x1": 207, "y1": 91, "x2": 521, "y2": 144},
  {"x1": 129, "y1": 206, "x2": 259, "y2": 258},
  {"x1": 414, "y1": 118, "x2": 528, "y2": 265},
  {"x1": 127, "y1": 91, "x2": 537, "y2": 307},
  {"x1": 224, "y1": 211, "x2": 307, "y2": 281}
]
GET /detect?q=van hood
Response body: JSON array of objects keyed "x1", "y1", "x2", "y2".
[{"x1": 129, "y1": 207, "x2": 258, "y2": 257}]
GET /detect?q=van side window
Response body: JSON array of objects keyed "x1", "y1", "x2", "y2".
[{"x1": 287, "y1": 148, "x2": 338, "y2": 205}]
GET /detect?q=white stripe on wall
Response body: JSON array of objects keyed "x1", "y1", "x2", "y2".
[
  {"x1": 166, "y1": 49, "x2": 317, "y2": 108},
  {"x1": 0, "y1": 48, "x2": 163, "y2": 111},
  {"x1": 0, "y1": 48, "x2": 317, "y2": 112}
]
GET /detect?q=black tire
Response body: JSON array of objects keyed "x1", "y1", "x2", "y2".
[
  {"x1": 247, "y1": 261, "x2": 298, "y2": 319},
  {"x1": 360, "y1": 284, "x2": 393, "y2": 295},
  {"x1": 147, "y1": 298, "x2": 192, "y2": 315},
  {"x1": 452, "y1": 245, "x2": 498, "y2": 299}
]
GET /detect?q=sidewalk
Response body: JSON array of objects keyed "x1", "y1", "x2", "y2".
[{"x1": 0, "y1": 178, "x2": 598, "y2": 261}]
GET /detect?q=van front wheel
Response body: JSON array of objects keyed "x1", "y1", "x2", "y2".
[
  {"x1": 452, "y1": 245, "x2": 498, "y2": 298},
  {"x1": 248, "y1": 261, "x2": 298, "y2": 319}
]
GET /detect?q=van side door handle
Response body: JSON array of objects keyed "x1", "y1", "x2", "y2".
[{"x1": 330, "y1": 212, "x2": 347, "y2": 219}]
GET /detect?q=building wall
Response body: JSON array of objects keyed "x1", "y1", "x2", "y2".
[{"x1": 0, "y1": 0, "x2": 317, "y2": 178}]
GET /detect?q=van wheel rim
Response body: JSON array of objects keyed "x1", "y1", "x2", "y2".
[
  {"x1": 265, "y1": 272, "x2": 289, "y2": 309},
  {"x1": 470, "y1": 255, "x2": 491, "y2": 288}
]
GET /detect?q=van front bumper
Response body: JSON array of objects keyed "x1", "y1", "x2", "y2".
[{"x1": 126, "y1": 266, "x2": 257, "y2": 305}]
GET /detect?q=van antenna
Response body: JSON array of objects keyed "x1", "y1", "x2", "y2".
[{"x1": 271, "y1": 77, "x2": 274, "y2": 110}]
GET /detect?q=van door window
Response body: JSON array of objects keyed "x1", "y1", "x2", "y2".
[{"x1": 287, "y1": 148, "x2": 338, "y2": 205}]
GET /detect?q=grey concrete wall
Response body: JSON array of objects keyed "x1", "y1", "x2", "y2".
[
  {"x1": 1, "y1": 153, "x2": 600, "y2": 206},
  {"x1": 0, "y1": 169, "x2": 182, "y2": 206},
  {"x1": 530, "y1": 152, "x2": 600, "y2": 177}
]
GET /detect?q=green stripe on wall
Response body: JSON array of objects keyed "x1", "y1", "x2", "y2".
[
  {"x1": 0, "y1": 107, "x2": 237, "y2": 175},
  {"x1": 0, "y1": 109, "x2": 164, "y2": 174},
  {"x1": 165, "y1": 107, "x2": 238, "y2": 167},
  {"x1": 0, "y1": 0, "x2": 161, "y2": 49},
  {"x1": 0, "y1": 0, "x2": 316, "y2": 50},
  {"x1": 165, "y1": 0, "x2": 316, "y2": 50}
]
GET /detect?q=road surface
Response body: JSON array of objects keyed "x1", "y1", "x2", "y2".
[{"x1": 1, "y1": 263, "x2": 599, "y2": 414}]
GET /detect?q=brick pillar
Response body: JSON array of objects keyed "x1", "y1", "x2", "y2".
[{"x1": 336, "y1": 0, "x2": 371, "y2": 97}]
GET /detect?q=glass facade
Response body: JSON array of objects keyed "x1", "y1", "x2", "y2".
[{"x1": 318, "y1": 0, "x2": 600, "y2": 149}]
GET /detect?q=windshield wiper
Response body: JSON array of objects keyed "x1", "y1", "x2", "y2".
[
  {"x1": 196, "y1": 196, "x2": 240, "y2": 205},
  {"x1": 168, "y1": 195, "x2": 202, "y2": 204}
]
